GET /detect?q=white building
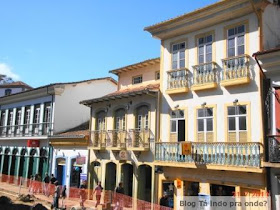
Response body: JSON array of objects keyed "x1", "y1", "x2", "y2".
[{"x1": 0, "y1": 77, "x2": 117, "y2": 191}]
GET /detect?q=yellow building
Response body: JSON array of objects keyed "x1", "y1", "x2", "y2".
[
  {"x1": 144, "y1": 0, "x2": 280, "y2": 208},
  {"x1": 80, "y1": 58, "x2": 160, "y2": 204}
]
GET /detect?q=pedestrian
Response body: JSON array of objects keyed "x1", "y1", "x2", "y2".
[
  {"x1": 79, "y1": 180, "x2": 87, "y2": 209},
  {"x1": 43, "y1": 173, "x2": 50, "y2": 196},
  {"x1": 115, "y1": 182, "x2": 124, "y2": 209},
  {"x1": 50, "y1": 174, "x2": 57, "y2": 195},
  {"x1": 52, "y1": 181, "x2": 60, "y2": 210},
  {"x1": 159, "y1": 192, "x2": 169, "y2": 208},
  {"x1": 93, "y1": 181, "x2": 103, "y2": 208},
  {"x1": 61, "y1": 185, "x2": 67, "y2": 209},
  {"x1": 50, "y1": 174, "x2": 57, "y2": 184}
]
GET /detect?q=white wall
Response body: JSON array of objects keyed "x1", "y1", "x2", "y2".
[
  {"x1": 53, "y1": 79, "x2": 117, "y2": 133},
  {"x1": 263, "y1": 4, "x2": 280, "y2": 50},
  {"x1": 160, "y1": 13, "x2": 263, "y2": 143}
]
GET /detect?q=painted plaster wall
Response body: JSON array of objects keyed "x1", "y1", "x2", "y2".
[
  {"x1": 263, "y1": 4, "x2": 280, "y2": 50},
  {"x1": 53, "y1": 80, "x2": 117, "y2": 134},
  {"x1": 118, "y1": 63, "x2": 160, "y2": 90},
  {"x1": 0, "y1": 88, "x2": 24, "y2": 97},
  {"x1": 160, "y1": 13, "x2": 263, "y2": 143}
]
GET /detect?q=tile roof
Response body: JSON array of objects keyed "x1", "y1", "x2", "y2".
[
  {"x1": 58, "y1": 130, "x2": 89, "y2": 137},
  {"x1": 81, "y1": 83, "x2": 160, "y2": 105},
  {"x1": 0, "y1": 81, "x2": 33, "y2": 89}
]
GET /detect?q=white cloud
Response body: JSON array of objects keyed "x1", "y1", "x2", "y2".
[{"x1": 0, "y1": 63, "x2": 20, "y2": 81}]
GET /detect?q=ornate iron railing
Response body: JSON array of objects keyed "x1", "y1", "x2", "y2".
[
  {"x1": 127, "y1": 129, "x2": 154, "y2": 149},
  {"x1": 268, "y1": 136, "x2": 280, "y2": 163},
  {"x1": 106, "y1": 130, "x2": 128, "y2": 149},
  {"x1": 222, "y1": 54, "x2": 250, "y2": 80},
  {"x1": 0, "y1": 123, "x2": 53, "y2": 137},
  {"x1": 91, "y1": 130, "x2": 108, "y2": 148},
  {"x1": 155, "y1": 142, "x2": 262, "y2": 167},
  {"x1": 167, "y1": 69, "x2": 189, "y2": 90},
  {"x1": 193, "y1": 62, "x2": 217, "y2": 85}
]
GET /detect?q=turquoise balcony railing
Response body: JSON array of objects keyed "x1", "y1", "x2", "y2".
[{"x1": 155, "y1": 142, "x2": 262, "y2": 167}]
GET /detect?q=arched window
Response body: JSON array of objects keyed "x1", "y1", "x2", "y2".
[
  {"x1": 114, "y1": 108, "x2": 125, "y2": 130},
  {"x1": 136, "y1": 105, "x2": 149, "y2": 130},
  {"x1": 96, "y1": 111, "x2": 106, "y2": 131}
]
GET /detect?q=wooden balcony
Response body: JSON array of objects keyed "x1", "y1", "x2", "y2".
[
  {"x1": 221, "y1": 54, "x2": 250, "y2": 87},
  {"x1": 191, "y1": 62, "x2": 218, "y2": 91},
  {"x1": 155, "y1": 142, "x2": 263, "y2": 172},
  {"x1": 166, "y1": 68, "x2": 189, "y2": 94}
]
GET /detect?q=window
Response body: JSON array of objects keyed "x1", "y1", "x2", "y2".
[
  {"x1": 96, "y1": 111, "x2": 106, "y2": 131},
  {"x1": 5, "y1": 89, "x2": 12, "y2": 96},
  {"x1": 227, "y1": 105, "x2": 247, "y2": 142},
  {"x1": 33, "y1": 105, "x2": 41, "y2": 124},
  {"x1": 227, "y1": 25, "x2": 245, "y2": 57},
  {"x1": 170, "y1": 110, "x2": 185, "y2": 142},
  {"x1": 136, "y1": 105, "x2": 149, "y2": 130},
  {"x1": 7, "y1": 110, "x2": 13, "y2": 126},
  {"x1": 115, "y1": 108, "x2": 125, "y2": 130},
  {"x1": 155, "y1": 71, "x2": 160, "y2": 80},
  {"x1": 197, "y1": 108, "x2": 213, "y2": 142},
  {"x1": 172, "y1": 42, "x2": 185, "y2": 70},
  {"x1": 24, "y1": 106, "x2": 31, "y2": 125},
  {"x1": 15, "y1": 109, "x2": 22, "y2": 125},
  {"x1": 198, "y1": 35, "x2": 213, "y2": 64},
  {"x1": 44, "y1": 102, "x2": 52, "y2": 123},
  {"x1": 132, "y1": 75, "x2": 143, "y2": 84},
  {"x1": 0, "y1": 112, "x2": 6, "y2": 126}
]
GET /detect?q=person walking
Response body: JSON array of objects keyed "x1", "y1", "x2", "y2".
[
  {"x1": 61, "y1": 185, "x2": 67, "y2": 209},
  {"x1": 115, "y1": 182, "x2": 125, "y2": 210},
  {"x1": 50, "y1": 174, "x2": 57, "y2": 195},
  {"x1": 79, "y1": 181, "x2": 87, "y2": 209},
  {"x1": 52, "y1": 181, "x2": 60, "y2": 210},
  {"x1": 43, "y1": 173, "x2": 50, "y2": 196},
  {"x1": 93, "y1": 181, "x2": 103, "y2": 208}
]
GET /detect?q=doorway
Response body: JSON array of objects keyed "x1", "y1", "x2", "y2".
[
  {"x1": 105, "y1": 162, "x2": 116, "y2": 191},
  {"x1": 210, "y1": 184, "x2": 235, "y2": 196},
  {"x1": 138, "y1": 164, "x2": 152, "y2": 202},
  {"x1": 70, "y1": 158, "x2": 82, "y2": 188},
  {"x1": 170, "y1": 110, "x2": 185, "y2": 142},
  {"x1": 121, "y1": 163, "x2": 133, "y2": 196},
  {"x1": 56, "y1": 158, "x2": 66, "y2": 186}
]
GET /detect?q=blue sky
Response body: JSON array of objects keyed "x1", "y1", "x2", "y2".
[{"x1": 0, "y1": 0, "x2": 218, "y2": 87}]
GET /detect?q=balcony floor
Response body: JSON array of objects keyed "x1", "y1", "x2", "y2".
[
  {"x1": 166, "y1": 87, "x2": 189, "y2": 95},
  {"x1": 220, "y1": 76, "x2": 250, "y2": 87}
]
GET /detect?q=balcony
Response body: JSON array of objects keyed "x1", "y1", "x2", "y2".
[
  {"x1": 91, "y1": 130, "x2": 107, "y2": 149},
  {"x1": 221, "y1": 54, "x2": 250, "y2": 87},
  {"x1": 268, "y1": 136, "x2": 280, "y2": 163},
  {"x1": 127, "y1": 129, "x2": 153, "y2": 151},
  {"x1": 166, "y1": 69, "x2": 189, "y2": 94},
  {"x1": 106, "y1": 130, "x2": 128, "y2": 150},
  {"x1": 91, "y1": 129, "x2": 154, "y2": 151},
  {"x1": 0, "y1": 123, "x2": 53, "y2": 138},
  {"x1": 155, "y1": 142, "x2": 262, "y2": 169},
  {"x1": 191, "y1": 62, "x2": 218, "y2": 91}
]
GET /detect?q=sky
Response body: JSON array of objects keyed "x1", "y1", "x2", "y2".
[{"x1": 0, "y1": 0, "x2": 219, "y2": 88}]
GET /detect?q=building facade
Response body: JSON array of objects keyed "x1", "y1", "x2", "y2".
[
  {"x1": 145, "y1": 0, "x2": 280, "y2": 208},
  {"x1": 0, "y1": 78, "x2": 117, "y2": 186},
  {"x1": 81, "y1": 58, "x2": 160, "y2": 205}
]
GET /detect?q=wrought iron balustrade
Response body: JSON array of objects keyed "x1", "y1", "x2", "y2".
[
  {"x1": 155, "y1": 142, "x2": 261, "y2": 167},
  {"x1": 167, "y1": 69, "x2": 189, "y2": 90},
  {"x1": 222, "y1": 54, "x2": 250, "y2": 80},
  {"x1": 106, "y1": 130, "x2": 128, "y2": 149},
  {"x1": 91, "y1": 130, "x2": 108, "y2": 148},
  {"x1": 0, "y1": 122, "x2": 53, "y2": 137},
  {"x1": 127, "y1": 128, "x2": 154, "y2": 149},
  {"x1": 268, "y1": 136, "x2": 280, "y2": 163}
]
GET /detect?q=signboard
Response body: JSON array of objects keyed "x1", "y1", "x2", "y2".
[
  {"x1": 181, "y1": 142, "x2": 192, "y2": 155},
  {"x1": 119, "y1": 150, "x2": 128, "y2": 160},
  {"x1": 76, "y1": 156, "x2": 86, "y2": 165},
  {"x1": 27, "y1": 140, "x2": 40, "y2": 147}
]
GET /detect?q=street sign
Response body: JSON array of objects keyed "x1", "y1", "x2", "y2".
[{"x1": 181, "y1": 142, "x2": 192, "y2": 155}]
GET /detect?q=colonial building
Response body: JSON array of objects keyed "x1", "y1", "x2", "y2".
[
  {"x1": 81, "y1": 58, "x2": 160, "y2": 204},
  {"x1": 0, "y1": 81, "x2": 32, "y2": 97},
  {"x1": 0, "y1": 78, "x2": 117, "y2": 185},
  {"x1": 145, "y1": 0, "x2": 280, "y2": 208}
]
